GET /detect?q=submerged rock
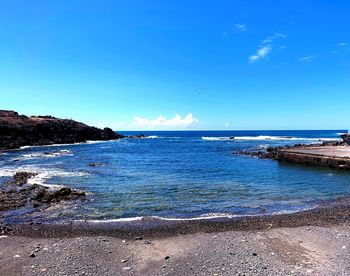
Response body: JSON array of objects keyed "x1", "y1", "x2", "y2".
[{"x1": 88, "y1": 162, "x2": 104, "y2": 167}]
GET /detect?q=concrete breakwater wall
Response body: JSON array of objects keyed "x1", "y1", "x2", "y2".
[{"x1": 276, "y1": 146, "x2": 350, "y2": 169}]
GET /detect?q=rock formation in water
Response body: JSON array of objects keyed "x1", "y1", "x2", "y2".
[
  {"x1": 0, "y1": 172, "x2": 86, "y2": 211},
  {"x1": 340, "y1": 133, "x2": 350, "y2": 145},
  {"x1": 0, "y1": 110, "x2": 125, "y2": 150}
]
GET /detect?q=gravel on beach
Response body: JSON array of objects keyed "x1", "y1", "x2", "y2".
[{"x1": 1, "y1": 224, "x2": 350, "y2": 276}]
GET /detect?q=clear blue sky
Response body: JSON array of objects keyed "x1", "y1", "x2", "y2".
[{"x1": 0, "y1": 0, "x2": 349, "y2": 130}]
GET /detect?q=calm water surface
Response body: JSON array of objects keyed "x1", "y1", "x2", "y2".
[{"x1": 1, "y1": 130, "x2": 350, "y2": 221}]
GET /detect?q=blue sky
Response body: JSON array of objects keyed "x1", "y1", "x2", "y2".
[{"x1": 0, "y1": 0, "x2": 349, "y2": 130}]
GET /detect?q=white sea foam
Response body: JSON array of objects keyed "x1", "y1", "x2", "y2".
[
  {"x1": 202, "y1": 137, "x2": 235, "y2": 141},
  {"x1": 77, "y1": 213, "x2": 240, "y2": 223},
  {"x1": 202, "y1": 136, "x2": 341, "y2": 142},
  {"x1": 0, "y1": 165, "x2": 89, "y2": 188},
  {"x1": 258, "y1": 144, "x2": 269, "y2": 149},
  {"x1": 17, "y1": 150, "x2": 73, "y2": 161},
  {"x1": 147, "y1": 135, "x2": 159, "y2": 139},
  {"x1": 78, "y1": 217, "x2": 145, "y2": 223},
  {"x1": 19, "y1": 140, "x2": 118, "y2": 150},
  {"x1": 76, "y1": 207, "x2": 320, "y2": 224},
  {"x1": 145, "y1": 136, "x2": 181, "y2": 139}
]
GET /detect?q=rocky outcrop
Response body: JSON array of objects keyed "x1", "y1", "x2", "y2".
[
  {"x1": 235, "y1": 146, "x2": 282, "y2": 159},
  {"x1": 0, "y1": 172, "x2": 86, "y2": 211},
  {"x1": 128, "y1": 134, "x2": 146, "y2": 138},
  {"x1": 340, "y1": 134, "x2": 350, "y2": 145},
  {"x1": 0, "y1": 110, "x2": 125, "y2": 150}
]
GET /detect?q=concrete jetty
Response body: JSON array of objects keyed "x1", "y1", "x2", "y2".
[{"x1": 277, "y1": 146, "x2": 350, "y2": 169}]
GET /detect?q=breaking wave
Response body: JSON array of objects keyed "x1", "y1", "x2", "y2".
[
  {"x1": 202, "y1": 135, "x2": 341, "y2": 142},
  {"x1": 0, "y1": 165, "x2": 89, "y2": 189}
]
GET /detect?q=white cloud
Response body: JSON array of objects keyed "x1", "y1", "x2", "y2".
[
  {"x1": 234, "y1": 24, "x2": 247, "y2": 32},
  {"x1": 96, "y1": 113, "x2": 199, "y2": 130},
  {"x1": 336, "y1": 42, "x2": 347, "y2": 47},
  {"x1": 225, "y1": 122, "x2": 230, "y2": 128},
  {"x1": 249, "y1": 45, "x2": 271, "y2": 63},
  {"x1": 249, "y1": 32, "x2": 286, "y2": 63},
  {"x1": 223, "y1": 23, "x2": 247, "y2": 37},
  {"x1": 298, "y1": 55, "x2": 315, "y2": 62}
]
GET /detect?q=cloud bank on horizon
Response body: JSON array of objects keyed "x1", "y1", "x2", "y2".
[{"x1": 96, "y1": 113, "x2": 199, "y2": 130}]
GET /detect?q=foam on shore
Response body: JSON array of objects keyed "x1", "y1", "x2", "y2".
[
  {"x1": 19, "y1": 139, "x2": 119, "y2": 150},
  {"x1": 74, "y1": 207, "x2": 319, "y2": 224}
]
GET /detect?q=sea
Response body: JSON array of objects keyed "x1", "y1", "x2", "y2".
[{"x1": 1, "y1": 130, "x2": 350, "y2": 223}]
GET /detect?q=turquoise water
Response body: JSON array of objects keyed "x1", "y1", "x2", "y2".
[{"x1": 1, "y1": 130, "x2": 350, "y2": 221}]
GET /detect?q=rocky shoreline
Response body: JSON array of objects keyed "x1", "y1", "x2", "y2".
[{"x1": 0, "y1": 172, "x2": 85, "y2": 212}]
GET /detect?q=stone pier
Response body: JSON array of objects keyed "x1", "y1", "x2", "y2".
[{"x1": 276, "y1": 146, "x2": 350, "y2": 169}]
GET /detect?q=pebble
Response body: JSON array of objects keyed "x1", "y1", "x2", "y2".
[
  {"x1": 123, "y1": 267, "x2": 132, "y2": 270},
  {"x1": 13, "y1": 255, "x2": 21, "y2": 258},
  {"x1": 121, "y1": 259, "x2": 127, "y2": 263},
  {"x1": 29, "y1": 252, "x2": 36, "y2": 258},
  {"x1": 165, "y1": 256, "x2": 170, "y2": 260}
]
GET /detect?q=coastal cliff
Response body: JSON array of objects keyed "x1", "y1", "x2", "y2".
[{"x1": 0, "y1": 110, "x2": 125, "y2": 150}]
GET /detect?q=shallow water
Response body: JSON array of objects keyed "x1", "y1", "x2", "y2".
[{"x1": 1, "y1": 130, "x2": 350, "y2": 222}]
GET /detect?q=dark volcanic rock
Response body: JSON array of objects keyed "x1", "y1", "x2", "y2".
[
  {"x1": 234, "y1": 146, "x2": 282, "y2": 159},
  {"x1": 88, "y1": 162, "x2": 104, "y2": 167},
  {"x1": 340, "y1": 133, "x2": 350, "y2": 145},
  {"x1": 10, "y1": 172, "x2": 38, "y2": 186},
  {"x1": 128, "y1": 134, "x2": 146, "y2": 138},
  {"x1": 0, "y1": 110, "x2": 125, "y2": 150},
  {"x1": 33, "y1": 187, "x2": 85, "y2": 203},
  {"x1": 0, "y1": 172, "x2": 85, "y2": 211}
]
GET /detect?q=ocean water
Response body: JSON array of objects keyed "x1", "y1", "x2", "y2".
[{"x1": 1, "y1": 130, "x2": 350, "y2": 222}]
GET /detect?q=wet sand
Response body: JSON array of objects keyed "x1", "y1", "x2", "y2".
[{"x1": 5, "y1": 195, "x2": 350, "y2": 239}]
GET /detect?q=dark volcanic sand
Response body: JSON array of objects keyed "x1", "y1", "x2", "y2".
[{"x1": 1, "y1": 223, "x2": 350, "y2": 275}]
